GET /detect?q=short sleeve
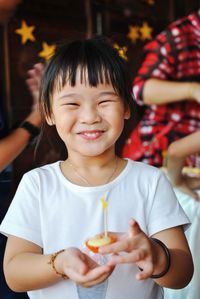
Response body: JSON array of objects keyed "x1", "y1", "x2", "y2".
[
  {"x1": 147, "y1": 171, "x2": 190, "y2": 236},
  {"x1": 133, "y1": 30, "x2": 176, "y2": 105},
  {"x1": 0, "y1": 172, "x2": 42, "y2": 247}
]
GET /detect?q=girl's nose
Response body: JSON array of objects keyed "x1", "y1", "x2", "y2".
[{"x1": 79, "y1": 106, "x2": 101, "y2": 124}]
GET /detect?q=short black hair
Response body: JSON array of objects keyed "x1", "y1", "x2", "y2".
[{"x1": 41, "y1": 36, "x2": 132, "y2": 117}]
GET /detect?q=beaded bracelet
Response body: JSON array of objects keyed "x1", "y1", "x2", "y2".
[
  {"x1": 139, "y1": 238, "x2": 171, "y2": 279},
  {"x1": 48, "y1": 249, "x2": 68, "y2": 279}
]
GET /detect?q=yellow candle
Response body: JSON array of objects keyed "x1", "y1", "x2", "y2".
[{"x1": 101, "y1": 196, "x2": 108, "y2": 237}]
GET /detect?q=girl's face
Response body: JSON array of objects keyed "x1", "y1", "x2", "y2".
[{"x1": 47, "y1": 74, "x2": 130, "y2": 159}]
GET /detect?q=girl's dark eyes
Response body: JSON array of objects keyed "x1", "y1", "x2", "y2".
[
  {"x1": 99, "y1": 100, "x2": 113, "y2": 104},
  {"x1": 63, "y1": 103, "x2": 79, "y2": 106}
]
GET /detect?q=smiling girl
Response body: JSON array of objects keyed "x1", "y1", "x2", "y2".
[{"x1": 0, "y1": 37, "x2": 193, "y2": 299}]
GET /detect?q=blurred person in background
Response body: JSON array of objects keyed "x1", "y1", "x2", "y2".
[
  {"x1": 0, "y1": 1, "x2": 42, "y2": 298},
  {"x1": 164, "y1": 131, "x2": 200, "y2": 299},
  {"x1": 122, "y1": 11, "x2": 200, "y2": 168}
]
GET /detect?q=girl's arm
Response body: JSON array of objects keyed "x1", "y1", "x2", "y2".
[
  {"x1": 99, "y1": 219, "x2": 193, "y2": 289},
  {"x1": 4, "y1": 236, "x2": 61, "y2": 292},
  {"x1": 4, "y1": 235, "x2": 114, "y2": 292},
  {"x1": 151, "y1": 225, "x2": 193, "y2": 288}
]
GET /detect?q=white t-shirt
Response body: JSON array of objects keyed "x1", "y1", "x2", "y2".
[{"x1": 0, "y1": 159, "x2": 189, "y2": 299}]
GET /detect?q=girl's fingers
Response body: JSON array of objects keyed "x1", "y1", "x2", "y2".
[
  {"x1": 67, "y1": 264, "x2": 113, "y2": 285},
  {"x1": 100, "y1": 219, "x2": 144, "y2": 255},
  {"x1": 99, "y1": 239, "x2": 129, "y2": 254},
  {"x1": 80, "y1": 265, "x2": 115, "y2": 287},
  {"x1": 128, "y1": 218, "x2": 142, "y2": 236},
  {"x1": 136, "y1": 261, "x2": 153, "y2": 280},
  {"x1": 107, "y1": 249, "x2": 147, "y2": 266}
]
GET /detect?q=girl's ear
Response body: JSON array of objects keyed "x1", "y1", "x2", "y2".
[
  {"x1": 45, "y1": 114, "x2": 55, "y2": 126},
  {"x1": 124, "y1": 107, "x2": 130, "y2": 120}
]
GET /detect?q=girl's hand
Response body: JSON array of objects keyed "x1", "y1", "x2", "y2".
[
  {"x1": 99, "y1": 219, "x2": 155, "y2": 280},
  {"x1": 56, "y1": 247, "x2": 115, "y2": 287}
]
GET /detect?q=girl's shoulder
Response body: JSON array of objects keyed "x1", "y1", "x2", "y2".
[
  {"x1": 23, "y1": 161, "x2": 62, "y2": 182},
  {"x1": 125, "y1": 159, "x2": 169, "y2": 188},
  {"x1": 126, "y1": 159, "x2": 162, "y2": 176}
]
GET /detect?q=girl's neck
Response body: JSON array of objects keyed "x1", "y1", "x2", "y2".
[{"x1": 60, "y1": 156, "x2": 127, "y2": 186}]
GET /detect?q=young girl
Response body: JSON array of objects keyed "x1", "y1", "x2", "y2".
[{"x1": 0, "y1": 37, "x2": 193, "y2": 299}]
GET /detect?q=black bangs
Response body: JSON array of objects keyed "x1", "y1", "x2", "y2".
[{"x1": 41, "y1": 36, "x2": 132, "y2": 117}]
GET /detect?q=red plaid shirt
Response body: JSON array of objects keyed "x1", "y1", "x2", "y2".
[{"x1": 123, "y1": 12, "x2": 200, "y2": 167}]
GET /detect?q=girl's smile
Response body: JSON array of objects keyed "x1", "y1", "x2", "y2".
[{"x1": 77, "y1": 130, "x2": 105, "y2": 140}]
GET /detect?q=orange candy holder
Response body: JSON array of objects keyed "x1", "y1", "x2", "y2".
[{"x1": 85, "y1": 236, "x2": 116, "y2": 253}]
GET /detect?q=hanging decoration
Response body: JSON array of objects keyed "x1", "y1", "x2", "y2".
[
  {"x1": 14, "y1": 3, "x2": 155, "y2": 62},
  {"x1": 127, "y1": 25, "x2": 140, "y2": 43},
  {"x1": 127, "y1": 21, "x2": 153, "y2": 43},
  {"x1": 14, "y1": 19, "x2": 56, "y2": 62},
  {"x1": 113, "y1": 43, "x2": 128, "y2": 60},
  {"x1": 139, "y1": 21, "x2": 153, "y2": 41},
  {"x1": 38, "y1": 42, "x2": 56, "y2": 61},
  {"x1": 15, "y1": 20, "x2": 36, "y2": 44}
]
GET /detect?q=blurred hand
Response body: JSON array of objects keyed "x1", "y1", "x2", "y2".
[
  {"x1": 173, "y1": 175, "x2": 200, "y2": 202},
  {"x1": 99, "y1": 219, "x2": 155, "y2": 280},
  {"x1": 55, "y1": 247, "x2": 115, "y2": 288},
  {"x1": 26, "y1": 63, "x2": 44, "y2": 108},
  {"x1": 25, "y1": 63, "x2": 44, "y2": 127}
]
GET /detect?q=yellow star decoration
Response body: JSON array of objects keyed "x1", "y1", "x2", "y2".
[
  {"x1": 38, "y1": 42, "x2": 56, "y2": 61},
  {"x1": 147, "y1": 0, "x2": 155, "y2": 5},
  {"x1": 139, "y1": 22, "x2": 153, "y2": 41},
  {"x1": 15, "y1": 20, "x2": 36, "y2": 44},
  {"x1": 127, "y1": 25, "x2": 140, "y2": 43},
  {"x1": 113, "y1": 43, "x2": 128, "y2": 61}
]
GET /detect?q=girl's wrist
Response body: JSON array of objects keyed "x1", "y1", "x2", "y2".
[
  {"x1": 150, "y1": 238, "x2": 171, "y2": 279},
  {"x1": 48, "y1": 250, "x2": 68, "y2": 280}
]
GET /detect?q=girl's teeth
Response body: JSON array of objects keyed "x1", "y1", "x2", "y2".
[{"x1": 84, "y1": 132, "x2": 98, "y2": 137}]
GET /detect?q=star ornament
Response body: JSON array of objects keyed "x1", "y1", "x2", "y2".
[
  {"x1": 38, "y1": 42, "x2": 56, "y2": 61},
  {"x1": 113, "y1": 43, "x2": 128, "y2": 61},
  {"x1": 127, "y1": 25, "x2": 140, "y2": 43},
  {"x1": 15, "y1": 20, "x2": 36, "y2": 44},
  {"x1": 139, "y1": 22, "x2": 153, "y2": 41}
]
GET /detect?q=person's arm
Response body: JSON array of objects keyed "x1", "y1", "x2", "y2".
[
  {"x1": 143, "y1": 79, "x2": 200, "y2": 105},
  {"x1": 133, "y1": 28, "x2": 200, "y2": 106},
  {"x1": 3, "y1": 235, "x2": 114, "y2": 292},
  {"x1": 167, "y1": 131, "x2": 200, "y2": 200},
  {"x1": 0, "y1": 109, "x2": 41, "y2": 173},
  {"x1": 0, "y1": 63, "x2": 43, "y2": 172},
  {"x1": 99, "y1": 219, "x2": 193, "y2": 289}
]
